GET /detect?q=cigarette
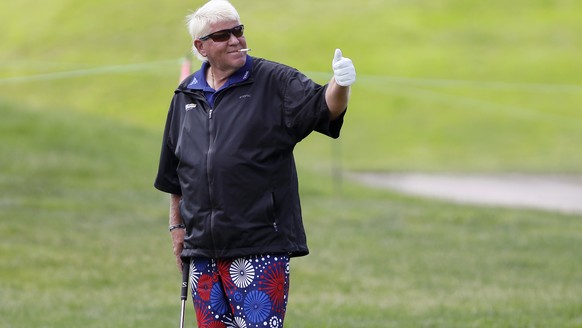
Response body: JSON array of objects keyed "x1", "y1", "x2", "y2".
[{"x1": 238, "y1": 48, "x2": 251, "y2": 52}]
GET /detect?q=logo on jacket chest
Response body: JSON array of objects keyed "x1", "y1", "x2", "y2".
[{"x1": 185, "y1": 103, "x2": 197, "y2": 111}]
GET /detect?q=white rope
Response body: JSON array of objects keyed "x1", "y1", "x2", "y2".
[
  {"x1": 0, "y1": 59, "x2": 181, "y2": 84},
  {"x1": 306, "y1": 71, "x2": 582, "y2": 93}
]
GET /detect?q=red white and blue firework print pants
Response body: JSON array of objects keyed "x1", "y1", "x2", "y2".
[{"x1": 189, "y1": 254, "x2": 290, "y2": 328}]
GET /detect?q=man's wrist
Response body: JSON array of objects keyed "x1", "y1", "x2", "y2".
[{"x1": 169, "y1": 224, "x2": 186, "y2": 232}]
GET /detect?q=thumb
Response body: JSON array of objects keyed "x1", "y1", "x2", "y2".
[{"x1": 333, "y1": 48, "x2": 343, "y2": 64}]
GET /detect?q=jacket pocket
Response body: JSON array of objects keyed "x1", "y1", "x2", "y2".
[{"x1": 268, "y1": 192, "x2": 279, "y2": 232}]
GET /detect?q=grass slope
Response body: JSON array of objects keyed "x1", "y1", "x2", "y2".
[{"x1": 2, "y1": 0, "x2": 582, "y2": 172}]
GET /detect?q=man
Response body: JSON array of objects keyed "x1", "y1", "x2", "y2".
[{"x1": 154, "y1": 1, "x2": 355, "y2": 326}]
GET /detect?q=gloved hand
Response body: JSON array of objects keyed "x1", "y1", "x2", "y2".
[{"x1": 332, "y1": 49, "x2": 356, "y2": 87}]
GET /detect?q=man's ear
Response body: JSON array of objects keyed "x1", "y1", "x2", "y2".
[{"x1": 194, "y1": 40, "x2": 206, "y2": 57}]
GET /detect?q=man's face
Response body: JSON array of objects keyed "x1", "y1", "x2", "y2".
[{"x1": 195, "y1": 20, "x2": 248, "y2": 71}]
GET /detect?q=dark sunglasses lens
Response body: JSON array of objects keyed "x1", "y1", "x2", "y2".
[
  {"x1": 210, "y1": 32, "x2": 231, "y2": 42},
  {"x1": 232, "y1": 26, "x2": 244, "y2": 37}
]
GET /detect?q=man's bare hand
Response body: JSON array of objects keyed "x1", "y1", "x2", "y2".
[{"x1": 171, "y1": 228, "x2": 186, "y2": 272}]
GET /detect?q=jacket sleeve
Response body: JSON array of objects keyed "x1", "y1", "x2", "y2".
[
  {"x1": 282, "y1": 69, "x2": 345, "y2": 142},
  {"x1": 154, "y1": 97, "x2": 182, "y2": 195}
]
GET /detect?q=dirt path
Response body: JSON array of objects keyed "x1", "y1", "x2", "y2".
[{"x1": 349, "y1": 172, "x2": 582, "y2": 214}]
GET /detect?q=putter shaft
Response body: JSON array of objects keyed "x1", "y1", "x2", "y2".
[{"x1": 180, "y1": 300, "x2": 186, "y2": 328}]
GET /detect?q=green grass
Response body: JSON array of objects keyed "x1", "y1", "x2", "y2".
[
  {"x1": 2, "y1": 0, "x2": 582, "y2": 327},
  {"x1": 2, "y1": 102, "x2": 581, "y2": 327}
]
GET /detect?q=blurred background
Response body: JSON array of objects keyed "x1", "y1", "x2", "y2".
[{"x1": 1, "y1": 0, "x2": 581, "y2": 327}]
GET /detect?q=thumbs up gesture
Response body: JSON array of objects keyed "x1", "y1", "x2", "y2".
[{"x1": 332, "y1": 49, "x2": 356, "y2": 87}]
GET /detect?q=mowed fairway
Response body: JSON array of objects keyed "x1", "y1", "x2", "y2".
[{"x1": 1, "y1": 1, "x2": 581, "y2": 327}]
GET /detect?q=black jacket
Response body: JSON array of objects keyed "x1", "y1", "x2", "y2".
[{"x1": 154, "y1": 57, "x2": 345, "y2": 258}]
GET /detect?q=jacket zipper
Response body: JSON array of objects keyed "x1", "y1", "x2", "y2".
[{"x1": 206, "y1": 108, "x2": 217, "y2": 253}]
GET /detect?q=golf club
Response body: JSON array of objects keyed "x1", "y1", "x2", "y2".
[{"x1": 179, "y1": 258, "x2": 190, "y2": 328}]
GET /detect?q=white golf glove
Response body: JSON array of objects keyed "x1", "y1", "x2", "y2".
[{"x1": 332, "y1": 49, "x2": 356, "y2": 87}]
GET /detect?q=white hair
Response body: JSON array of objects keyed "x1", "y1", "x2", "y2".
[{"x1": 186, "y1": 0, "x2": 241, "y2": 62}]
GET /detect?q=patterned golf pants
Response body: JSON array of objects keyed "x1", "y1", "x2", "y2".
[{"x1": 189, "y1": 254, "x2": 290, "y2": 328}]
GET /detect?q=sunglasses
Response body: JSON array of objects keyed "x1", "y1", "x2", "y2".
[{"x1": 199, "y1": 24, "x2": 245, "y2": 42}]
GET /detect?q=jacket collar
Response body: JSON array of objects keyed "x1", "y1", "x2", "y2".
[{"x1": 186, "y1": 55, "x2": 253, "y2": 91}]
